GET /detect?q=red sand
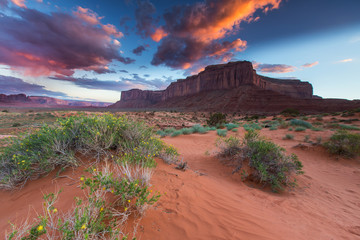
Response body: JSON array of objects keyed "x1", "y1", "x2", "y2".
[{"x1": 1, "y1": 130, "x2": 360, "y2": 239}]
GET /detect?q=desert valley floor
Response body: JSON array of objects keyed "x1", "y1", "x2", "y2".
[{"x1": 0, "y1": 110, "x2": 359, "y2": 239}]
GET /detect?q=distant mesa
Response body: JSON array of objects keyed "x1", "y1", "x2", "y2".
[
  {"x1": 110, "y1": 61, "x2": 360, "y2": 113},
  {"x1": 0, "y1": 94, "x2": 110, "y2": 108}
]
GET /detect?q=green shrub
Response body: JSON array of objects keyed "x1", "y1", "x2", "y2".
[
  {"x1": 2, "y1": 109, "x2": 9, "y2": 113},
  {"x1": 269, "y1": 126, "x2": 278, "y2": 131},
  {"x1": 225, "y1": 123, "x2": 239, "y2": 131},
  {"x1": 207, "y1": 112, "x2": 226, "y2": 127},
  {"x1": 232, "y1": 128, "x2": 238, "y2": 132},
  {"x1": 217, "y1": 130, "x2": 303, "y2": 192},
  {"x1": 181, "y1": 128, "x2": 194, "y2": 135},
  {"x1": 171, "y1": 130, "x2": 183, "y2": 137},
  {"x1": 283, "y1": 134, "x2": 294, "y2": 140},
  {"x1": 243, "y1": 123, "x2": 262, "y2": 131},
  {"x1": 216, "y1": 129, "x2": 227, "y2": 137},
  {"x1": 324, "y1": 131, "x2": 360, "y2": 158},
  {"x1": 311, "y1": 127, "x2": 323, "y2": 131},
  {"x1": 192, "y1": 124, "x2": 208, "y2": 134},
  {"x1": 290, "y1": 119, "x2": 313, "y2": 129},
  {"x1": 0, "y1": 114, "x2": 176, "y2": 189},
  {"x1": 295, "y1": 126, "x2": 306, "y2": 132},
  {"x1": 339, "y1": 124, "x2": 360, "y2": 131}
]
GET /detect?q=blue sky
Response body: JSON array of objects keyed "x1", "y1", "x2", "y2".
[{"x1": 0, "y1": 0, "x2": 359, "y2": 102}]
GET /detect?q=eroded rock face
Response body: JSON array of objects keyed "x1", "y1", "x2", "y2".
[
  {"x1": 113, "y1": 61, "x2": 314, "y2": 109},
  {"x1": 0, "y1": 94, "x2": 29, "y2": 103}
]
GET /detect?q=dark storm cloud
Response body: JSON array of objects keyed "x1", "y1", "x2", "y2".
[
  {"x1": 0, "y1": 7, "x2": 134, "y2": 77},
  {"x1": 134, "y1": 0, "x2": 157, "y2": 38},
  {"x1": 132, "y1": 44, "x2": 149, "y2": 56}
]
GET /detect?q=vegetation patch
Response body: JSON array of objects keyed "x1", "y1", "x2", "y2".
[
  {"x1": 324, "y1": 131, "x2": 360, "y2": 158},
  {"x1": 216, "y1": 130, "x2": 303, "y2": 192},
  {"x1": 289, "y1": 119, "x2": 313, "y2": 129},
  {"x1": 243, "y1": 123, "x2": 262, "y2": 131},
  {"x1": 216, "y1": 129, "x2": 228, "y2": 137},
  {"x1": 207, "y1": 112, "x2": 226, "y2": 127},
  {"x1": 0, "y1": 114, "x2": 178, "y2": 189}
]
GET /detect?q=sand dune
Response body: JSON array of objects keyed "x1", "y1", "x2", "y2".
[{"x1": 1, "y1": 130, "x2": 359, "y2": 239}]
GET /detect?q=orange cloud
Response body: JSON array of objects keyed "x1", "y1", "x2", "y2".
[
  {"x1": 302, "y1": 61, "x2": 319, "y2": 68},
  {"x1": 11, "y1": 0, "x2": 26, "y2": 8},
  {"x1": 151, "y1": 27, "x2": 168, "y2": 42},
  {"x1": 151, "y1": 0, "x2": 282, "y2": 73}
]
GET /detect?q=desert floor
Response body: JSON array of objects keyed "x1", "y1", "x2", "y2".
[{"x1": 0, "y1": 110, "x2": 360, "y2": 239}]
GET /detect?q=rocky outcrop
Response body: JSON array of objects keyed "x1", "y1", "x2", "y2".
[
  {"x1": 110, "y1": 61, "x2": 360, "y2": 113},
  {"x1": 0, "y1": 94, "x2": 30, "y2": 103}
]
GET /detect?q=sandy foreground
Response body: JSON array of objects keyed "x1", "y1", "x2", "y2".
[{"x1": 1, "y1": 129, "x2": 360, "y2": 239}]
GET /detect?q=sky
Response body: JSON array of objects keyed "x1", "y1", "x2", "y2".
[{"x1": 0, "y1": 0, "x2": 359, "y2": 102}]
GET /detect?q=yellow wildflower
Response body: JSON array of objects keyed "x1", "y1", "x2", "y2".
[
  {"x1": 37, "y1": 225, "x2": 44, "y2": 232},
  {"x1": 100, "y1": 207, "x2": 104, "y2": 212},
  {"x1": 53, "y1": 208, "x2": 58, "y2": 213},
  {"x1": 124, "y1": 207, "x2": 128, "y2": 211},
  {"x1": 81, "y1": 224, "x2": 87, "y2": 230},
  {"x1": 127, "y1": 199, "x2": 130, "y2": 203}
]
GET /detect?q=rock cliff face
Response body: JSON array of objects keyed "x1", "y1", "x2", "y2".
[{"x1": 110, "y1": 61, "x2": 359, "y2": 113}]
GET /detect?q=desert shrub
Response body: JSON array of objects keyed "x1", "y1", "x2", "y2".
[
  {"x1": 217, "y1": 129, "x2": 227, "y2": 137},
  {"x1": 232, "y1": 128, "x2": 238, "y2": 132},
  {"x1": 171, "y1": 130, "x2": 183, "y2": 137},
  {"x1": 207, "y1": 112, "x2": 226, "y2": 127},
  {"x1": 316, "y1": 116, "x2": 323, "y2": 121},
  {"x1": 294, "y1": 126, "x2": 306, "y2": 132},
  {"x1": 6, "y1": 164, "x2": 160, "y2": 239},
  {"x1": 283, "y1": 134, "x2": 294, "y2": 140},
  {"x1": 156, "y1": 130, "x2": 167, "y2": 138},
  {"x1": 289, "y1": 119, "x2": 312, "y2": 129},
  {"x1": 316, "y1": 136, "x2": 322, "y2": 144},
  {"x1": 181, "y1": 128, "x2": 194, "y2": 135},
  {"x1": 2, "y1": 109, "x2": 9, "y2": 113},
  {"x1": 0, "y1": 114, "x2": 176, "y2": 189},
  {"x1": 339, "y1": 124, "x2": 360, "y2": 131},
  {"x1": 225, "y1": 123, "x2": 239, "y2": 131},
  {"x1": 216, "y1": 130, "x2": 303, "y2": 192},
  {"x1": 324, "y1": 131, "x2": 360, "y2": 158},
  {"x1": 269, "y1": 126, "x2": 278, "y2": 131},
  {"x1": 281, "y1": 108, "x2": 299, "y2": 117},
  {"x1": 243, "y1": 123, "x2": 262, "y2": 131},
  {"x1": 311, "y1": 127, "x2": 323, "y2": 131},
  {"x1": 12, "y1": 123, "x2": 21, "y2": 127},
  {"x1": 192, "y1": 124, "x2": 208, "y2": 134}
]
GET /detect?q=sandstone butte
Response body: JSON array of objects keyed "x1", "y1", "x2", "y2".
[
  {"x1": 0, "y1": 94, "x2": 110, "y2": 107},
  {"x1": 110, "y1": 61, "x2": 360, "y2": 113}
]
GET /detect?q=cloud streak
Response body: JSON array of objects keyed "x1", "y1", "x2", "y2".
[
  {"x1": 132, "y1": 44, "x2": 149, "y2": 56},
  {"x1": 150, "y1": 0, "x2": 282, "y2": 73},
  {"x1": 302, "y1": 61, "x2": 319, "y2": 68},
  {"x1": 253, "y1": 62, "x2": 295, "y2": 73},
  {"x1": 0, "y1": 75, "x2": 68, "y2": 97},
  {"x1": 50, "y1": 74, "x2": 174, "y2": 91},
  {"x1": 0, "y1": 7, "x2": 134, "y2": 77},
  {"x1": 338, "y1": 58, "x2": 353, "y2": 63}
]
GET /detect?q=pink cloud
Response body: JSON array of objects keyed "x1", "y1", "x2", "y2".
[
  {"x1": 253, "y1": 62, "x2": 296, "y2": 73},
  {"x1": 302, "y1": 61, "x2": 319, "y2": 68},
  {"x1": 0, "y1": 8, "x2": 134, "y2": 77}
]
